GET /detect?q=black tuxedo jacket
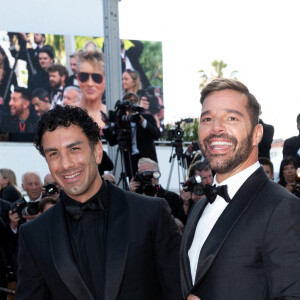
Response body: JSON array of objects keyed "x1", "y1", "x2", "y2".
[
  {"x1": 136, "y1": 113, "x2": 161, "y2": 162},
  {"x1": 258, "y1": 119, "x2": 274, "y2": 159},
  {"x1": 283, "y1": 134, "x2": 300, "y2": 165},
  {"x1": 180, "y1": 167, "x2": 300, "y2": 300},
  {"x1": 123, "y1": 40, "x2": 150, "y2": 89},
  {"x1": 16, "y1": 181, "x2": 182, "y2": 300}
]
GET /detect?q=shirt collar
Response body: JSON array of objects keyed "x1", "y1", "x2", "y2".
[
  {"x1": 213, "y1": 161, "x2": 260, "y2": 200},
  {"x1": 62, "y1": 180, "x2": 108, "y2": 209}
]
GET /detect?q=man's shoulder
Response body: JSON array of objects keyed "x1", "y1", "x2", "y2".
[
  {"x1": 19, "y1": 200, "x2": 59, "y2": 235},
  {"x1": 109, "y1": 183, "x2": 167, "y2": 211},
  {"x1": 284, "y1": 134, "x2": 300, "y2": 144}
]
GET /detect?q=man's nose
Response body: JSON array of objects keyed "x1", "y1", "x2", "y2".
[
  {"x1": 211, "y1": 118, "x2": 225, "y2": 134},
  {"x1": 61, "y1": 153, "x2": 75, "y2": 170}
]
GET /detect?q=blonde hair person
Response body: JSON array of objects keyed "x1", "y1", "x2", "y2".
[
  {"x1": 0, "y1": 168, "x2": 22, "y2": 202},
  {"x1": 76, "y1": 48, "x2": 106, "y2": 129},
  {"x1": 122, "y1": 69, "x2": 142, "y2": 94}
]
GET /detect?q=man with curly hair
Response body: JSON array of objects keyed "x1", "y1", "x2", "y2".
[{"x1": 16, "y1": 105, "x2": 182, "y2": 300}]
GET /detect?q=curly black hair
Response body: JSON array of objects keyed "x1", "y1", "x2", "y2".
[{"x1": 34, "y1": 105, "x2": 101, "y2": 156}]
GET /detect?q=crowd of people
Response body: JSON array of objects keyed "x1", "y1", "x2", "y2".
[{"x1": 0, "y1": 31, "x2": 299, "y2": 299}]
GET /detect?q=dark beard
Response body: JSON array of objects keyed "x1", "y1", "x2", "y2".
[{"x1": 200, "y1": 132, "x2": 253, "y2": 174}]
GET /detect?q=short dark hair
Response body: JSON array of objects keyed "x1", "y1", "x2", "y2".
[
  {"x1": 278, "y1": 156, "x2": 299, "y2": 186},
  {"x1": 38, "y1": 45, "x2": 54, "y2": 59},
  {"x1": 200, "y1": 78, "x2": 261, "y2": 128},
  {"x1": 14, "y1": 87, "x2": 31, "y2": 102},
  {"x1": 31, "y1": 88, "x2": 50, "y2": 103},
  {"x1": 189, "y1": 161, "x2": 211, "y2": 178},
  {"x1": 34, "y1": 105, "x2": 101, "y2": 156},
  {"x1": 39, "y1": 196, "x2": 57, "y2": 212},
  {"x1": 297, "y1": 113, "x2": 300, "y2": 124},
  {"x1": 47, "y1": 64, "x2": 68, "y2": 78},
  {"x1": 258, "y1": 157, "x2": 274, "y2": 174}
]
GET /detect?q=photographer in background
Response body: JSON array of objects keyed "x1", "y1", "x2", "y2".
[
  {"x1": 103, "y1": 92, "x2": 161, "y2": 178},
  {"x1": 180, "y1": 161, "x2": 214, "y2": 220},
  {"x1": 130, "y1": 157, "x2": 186, "y2": 224},
  {"x1": 9, "y1": 171, "x2": 42, "y2": 232}
]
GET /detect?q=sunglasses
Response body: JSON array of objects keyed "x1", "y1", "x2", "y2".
[{"x1": 77, "y1": 72, "x2": 104, "y2": 84}]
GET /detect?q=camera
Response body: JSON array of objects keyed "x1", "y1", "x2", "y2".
[
  {"x1": 292, "y1": 183, "x2": 300, "y2": 198},
  {"x1": 106, "y1": 100, "x2": 144, "y2": 150},
  {"x1": 137, "y1": 87, "x2": 163, "y2": 115},
  {"x1": 182, "y1": 175, "x2": 204, "y2": 196},
  {"x1": 11, "y1": 197, "x2": 40, "y2": 216},
  {"x1": 167, "y1": 118, "x2": 193, "y2": 150},
  {"x1": 7, "y1": 32, "x2": 27, "y2": 48},
  {"x1": 108, "y1": 100, "x2": 144, "y2": 124},
  {"x1": 133, "y1": 170, "x2": 161, "y2": 196},
  {"x1": 43, "y1": 183, "x2": 58, "y2": 197}
]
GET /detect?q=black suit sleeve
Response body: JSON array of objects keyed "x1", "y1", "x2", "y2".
[
  {"x1": 154, "y1": 199, "x2": 182, "y2": 300},
  {"x1": 140, "y1": 114, "x2": 161, "y2": 140},
  {"x1": 16, "y1": 226, "x2": 51, "y2": 300},
  {"x1": 263, "y1": 194, "x2": 300, "y2": 297}
]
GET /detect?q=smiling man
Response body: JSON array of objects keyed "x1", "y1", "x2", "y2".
[
  {"x1": 0, "y1": 87, "x2": 39, "y2": 141},
  {"x1": 180, "y1": 79, "x2": 300, "y2": 300},
  {"x1": 16, "y1": 105, "x2": 182, "y2": 300}
]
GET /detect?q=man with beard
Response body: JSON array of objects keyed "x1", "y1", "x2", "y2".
[
  {"x1": 47, "y1": 64, "x2": 68, "y2": 107},
  {"x1": 0, "y1": 87, "x2": 39, "y2": 141},
  {"x1": 180, "y1": 78, "x2": 300, "y2": 300}
]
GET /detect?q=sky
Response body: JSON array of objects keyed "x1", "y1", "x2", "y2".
[{"x1": 119, "y1": 0, "x2": 300, "y2": 140}]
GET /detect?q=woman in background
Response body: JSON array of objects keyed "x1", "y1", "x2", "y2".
[
  {"x1": 0, "y1": 168, "x2": 22, "y2": 203},
  {"x1": 76, "y1": 48, "x2": 106, "y2": 129},
  {"x1": 278, "y1": 156, "x2": 300, "y2": 197}
]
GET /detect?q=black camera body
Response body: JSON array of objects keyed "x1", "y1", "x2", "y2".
[
  {"x1": 137, "y1": 87, "x2": 162, "y2": 115},
  {"x1": 43, "y1": 183, "x2": 58, "y2": 197},
  {"x1": 182, "y1": 175, "x2": 204, "y2": 196},
  {"x1": 134, "y1": 170, "x2": 161, "y2": 196},
  {"x1": 11, "y1": 197, "x2": 40, "y2": 216},
  {"x1": 292, "y1": 183, "x2": 300, "y2": 198},
  {"x1": 107, "y1": 100, "x2": 144, "y2": 149},
  {"x1": 108, "y1": 100, "x2": 144, "y2": 124}
]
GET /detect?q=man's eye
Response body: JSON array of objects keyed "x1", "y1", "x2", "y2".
[
  {"x1": 228, "y1": 116, "x2": 238, "y2": 121},
  {"x1": 71, "y1": 147, "x2": 80, "y2": 151},
  {"x1": 201, "y1": 117, "x2": 211, "y2": 123},
  {"x1": 48, "y1": 152, "x2": 57, "y2": 158}
]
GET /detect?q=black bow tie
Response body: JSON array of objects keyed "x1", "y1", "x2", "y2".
[
  {"x1": 65, "y1": 199, "x2": 104, "y2": 221},
  {"x1": 203, "y1": 184, "x2": 231, "y2": 204}
]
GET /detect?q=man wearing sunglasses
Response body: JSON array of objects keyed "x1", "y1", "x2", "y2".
[{"x1": 75, "y1": 49, "x2": 106, "y2": 130}]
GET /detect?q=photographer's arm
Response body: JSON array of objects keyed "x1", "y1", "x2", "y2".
[{"x1": 139, "y1": 114, "x2": 161, "y2": 139}]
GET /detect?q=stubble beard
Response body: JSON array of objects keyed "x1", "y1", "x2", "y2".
[{"x1": 200, "y1": 132, "x2": 253, "y2": 174}]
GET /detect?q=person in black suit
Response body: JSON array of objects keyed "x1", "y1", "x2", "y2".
[
  {"x1": 103, "y1": 92, "x2": 161, "y2": 178},
  {"x1": 180, "y1": 78, "x2": 300, "y2": 300},
  {"x1": 120, "y1": 40, "x2": 150, "y2": 89},
  {"x1": 16, "y1": 105, "x2": 182, "y2": 300},
  {"x1": 258, "y1": 118, "x2": 274, "y2": 159},
  {"x1": 283, "y1": 113, "x2": 300, "y2": 166},
  {"x1": 28, "y1": 45, "x2": 54, "y2": 94},
  {"x1": 129, "y1": 157, "x2": 186, "y2": 224}
]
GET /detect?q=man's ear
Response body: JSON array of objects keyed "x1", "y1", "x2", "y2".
[
  {"x1": 94, "y1": 141, "x2": 103, "y2": 165},
  {"x1": 252, "y1": 123, "x2": 263, "y2": 146}
]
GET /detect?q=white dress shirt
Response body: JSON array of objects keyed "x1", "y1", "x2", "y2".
[{"x1": 188, "y1": 161, "x2": 260, "y2": 283}]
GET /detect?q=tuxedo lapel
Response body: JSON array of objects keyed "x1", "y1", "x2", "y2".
[
  {"x1": 180, "y1": 198, "x2": 209, "y2": 295},
  {"x1": 193, "y1": 167, "x2": 268, "y2": 289},
  {"x1": 104, "y1": 183, "x2": 129, "y2": 300},
  {"x1": 50, "y1": 200, "x2": 95, "y2": 300}
]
